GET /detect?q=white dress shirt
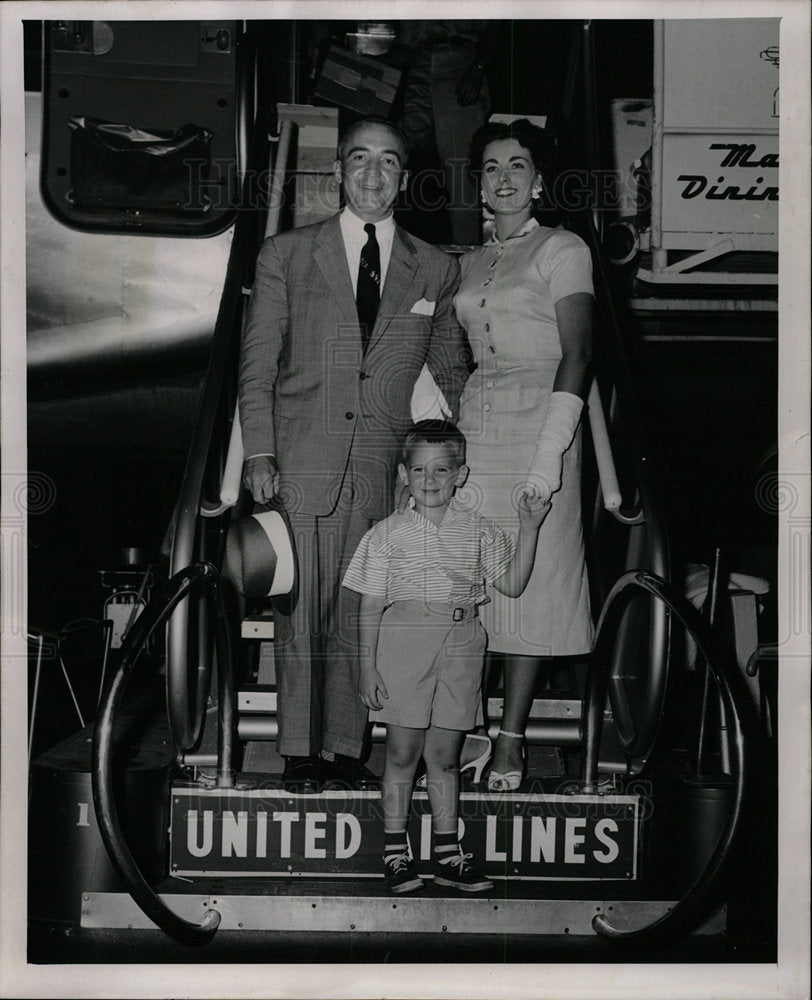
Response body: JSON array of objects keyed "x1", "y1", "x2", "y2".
[{"x1": 339, "y1": 208, "x2": 396, "y2": 292}]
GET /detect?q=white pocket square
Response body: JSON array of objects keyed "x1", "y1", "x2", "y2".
[{"x1": 410, "y1": 298, "x2": 435, "y2": 316}]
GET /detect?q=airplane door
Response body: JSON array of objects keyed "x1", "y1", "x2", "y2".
[{"x1": 41, "y1": 19, "x2": 241, "y2": 236}]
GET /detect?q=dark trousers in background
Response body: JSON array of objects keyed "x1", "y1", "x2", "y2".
[{"x1": 402, "y1": 42, "x2": 490, "y2": 246}]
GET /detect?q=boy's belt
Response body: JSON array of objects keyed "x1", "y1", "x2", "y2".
[{"x1": 397, "y1": 599, "x2": 479, "y2": 623}]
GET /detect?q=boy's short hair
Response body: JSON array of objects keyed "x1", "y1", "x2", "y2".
[{"x1": 401, "y1": 420, "x2": 467, "y2": 466}]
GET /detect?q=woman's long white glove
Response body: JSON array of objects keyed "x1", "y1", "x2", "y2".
[{"x1": 522, "y1": 391, "x2": 584, "y2": 501}]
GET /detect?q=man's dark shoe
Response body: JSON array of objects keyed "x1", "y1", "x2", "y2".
[
  {"x1": 321, "y1": 753, "x2": 380, "y2": 790},
  {"x1": 282, "y1": 755, "x2": 322, "y2": 793}
]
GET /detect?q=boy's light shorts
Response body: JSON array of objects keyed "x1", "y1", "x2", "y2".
[{"x1": 370, "y1": 599, "x2": 486, "y2": 731}]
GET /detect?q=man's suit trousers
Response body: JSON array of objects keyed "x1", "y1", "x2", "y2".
[{"x1": 273, "y1": 461, "x2": 374, "y2": 758}]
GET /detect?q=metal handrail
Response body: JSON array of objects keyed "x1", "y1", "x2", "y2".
[
  {"x1": 587, "y1": 377, "x2": 622, "y2": 512},
  {"x1": 574, "y1": 214, "x2": 672, "y2": 763},
  {"x1": 558, "y1": 21, "x2": 672, "y2": 767},
  {"x1": 580, "y1": 570, "x2": 750, "y2": 944},
  {"x1": 92, "y1": 563, "x2": 235, "y2": 944},
  {"x1": 204, "y1": 116, "x2": 295, "y2": 520},
  {"x1": 165, "y1": 204, "x2": 252, "y2": 751},
  {"x1": 165, "y1": 35, "x2": 275, "y2": 752}
]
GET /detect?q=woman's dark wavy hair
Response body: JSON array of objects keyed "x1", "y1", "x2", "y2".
[
  {"x1": 468, "y1": 119, "x2": 554, "y2": 177},
  {"x1": 468, "y1": 118, "x2": 561, "y2": 221}
]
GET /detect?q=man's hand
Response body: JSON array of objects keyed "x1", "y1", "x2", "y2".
[
  {"x1": 517, "y1": 490, "x2": 552, "y2": 530},
  {"x1": 455, "y1": 63, "x2": 485, "y2": 106},
  {"x1": 358, "y1": 667, "x2": 389, "y2": 711},
  {"x1": 243, "y1": 455, "x2": 279, "y2": 505}
]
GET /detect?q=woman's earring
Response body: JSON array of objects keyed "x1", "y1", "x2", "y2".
[
  {"x1": 532, "y1": 187, "x2": 542, "y2": 201},
  {"x1": 480, "y1": 190, "x2": 488, "y2": 206}
]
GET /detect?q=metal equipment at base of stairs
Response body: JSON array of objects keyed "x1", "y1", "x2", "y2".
[
  {"x1": 89, "y1": 560, "x2": 754, "y2": 947},
  {"x1": 92, "y1": 563, "x2": 236, "y2": 944}
]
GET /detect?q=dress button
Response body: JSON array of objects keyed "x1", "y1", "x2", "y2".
[
  {"x1": 345, "y1": 411, "x2": 354, "y2": 420},
  {"x1": 483, "y1": 403, "x2": 491, "y2": 412},
  {"x1": 480, "y1": 298, "x2": 486, "y2": 307},
  {"x1": 484, "y1": 323, "x2": 490, "y2": 332},
  {"x1": 486, "y1": 380, "x2": 494, "y2": 389},
  {"x1": 488, "y1": 345, "x2": 495, "y2": 353},
  {"x1": 483, "y1": 278, "x2": 492, "y2": 285},
  {"x1": 359, "y1": 371, "x2": 369, "y2": 380}
]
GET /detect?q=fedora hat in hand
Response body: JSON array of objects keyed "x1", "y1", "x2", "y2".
[{"x1": 223, "y1": 498, "x2": 299, "y2": 615}]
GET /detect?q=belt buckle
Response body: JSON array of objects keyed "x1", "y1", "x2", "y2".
[{"x1": 452, "y1": 607, "x2": 465, "y2": 622}]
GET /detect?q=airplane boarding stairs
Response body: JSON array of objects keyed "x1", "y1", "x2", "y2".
[
  {"x1": 27, "y1": 558, "x2": 755, "y2": 950},
  {"x1": 26, "y1": 200, "x2": 761, "y2": 948},
  {"x1": 27, "y1": 91, "x2": 764, "y2": 953}
]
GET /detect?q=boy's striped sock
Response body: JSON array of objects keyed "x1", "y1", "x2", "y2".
[
  {"x1": 432, "y1": 829, "x2": 459, "y2": 866},
  {"x1": 383, "y1": 830, "x2": 409, "y2": 864},
  {"x1": 383, "y1": 830, "x2": 423, "y2": 895}
]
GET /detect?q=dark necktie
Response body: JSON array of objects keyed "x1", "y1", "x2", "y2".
[{"x1": 356, "y1": 222, "x2": 380, "y2": 353}]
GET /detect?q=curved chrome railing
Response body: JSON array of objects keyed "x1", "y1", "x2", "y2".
[
  {"x1": 581, "y1": 569, "x2": 750, "y2": 943},
  {"x1": 91, "y1": 563, "x2": 235, "y2": 944}
]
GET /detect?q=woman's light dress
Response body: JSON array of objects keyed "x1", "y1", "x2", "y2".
[{"x1": 454, "y1": 219, "x2": 594, "y2": 656}]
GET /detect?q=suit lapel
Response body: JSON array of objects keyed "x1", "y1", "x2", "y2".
[
  {"x1": 313, "y1": 215, "x2": 359, "y2": 327},
  {"x1": 367, "y1": 225, "x2": 417, "y2": 353}
]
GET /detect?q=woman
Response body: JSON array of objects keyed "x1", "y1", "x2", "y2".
[{"x1": 454, "y1": 118, "x2": 594, "y2": 791}]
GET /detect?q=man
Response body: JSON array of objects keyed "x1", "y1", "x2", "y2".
[{"x1": 239, "y1": 117, "x2": 472, "y2": 792}]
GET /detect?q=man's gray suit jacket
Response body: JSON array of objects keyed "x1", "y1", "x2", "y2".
[{"x1": 239, "y1": 212, "x2": 472, "y2": 520}]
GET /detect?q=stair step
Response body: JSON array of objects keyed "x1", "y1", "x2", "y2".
[
  {"x1": 238, "y1": 685, "x2": 580, "y2": 720},
  {"x1": 241, "y1": 616, "x2": 274, "y2": 640},
  {"x1": 237, "y1": 687, "x2": 585, "y2": 751},
  {"x1": 80, "y1": 889, "x2": 725, "y2": 935}
]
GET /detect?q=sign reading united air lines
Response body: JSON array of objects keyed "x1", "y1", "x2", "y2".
[{"x1": 170, "y1": 785, "x2": 642, "y2": 881}]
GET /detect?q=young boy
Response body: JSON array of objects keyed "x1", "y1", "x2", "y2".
[{"x1": 342, "y1": 420, "x2": 551, "y2": 895}]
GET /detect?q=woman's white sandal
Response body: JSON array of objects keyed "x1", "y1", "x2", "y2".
[
  {"x1": 416, "y1": 733, "x2": 493, "y2": 789},
  {"x1": 459, "y1": 733, "x2": 493, "y2": 785},
  {"x1": 486, "y1": 730, "x2": 526, "y2": 792}
]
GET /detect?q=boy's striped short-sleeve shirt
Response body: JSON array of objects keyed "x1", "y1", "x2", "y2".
[{"x1": 342, "y1": 497, "x2": 513, "y2": 606}]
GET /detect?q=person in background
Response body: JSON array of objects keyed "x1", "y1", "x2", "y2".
[
  {"x1": 239, "y1": 118, "x2": 472, "y2": 792},
  {"x1": 454, "y1": 118, "x2": 594, "y2": 791},
  {"x1": 343, "y1": 420, "x2": 551, "y2": 893},
  {"x1": 399, "y1": 21, "x2": 495, "y2": 246}
]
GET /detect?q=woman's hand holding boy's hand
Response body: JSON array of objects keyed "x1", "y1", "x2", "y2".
[
  {"x1": 520, "y1": 472, "x2": 556, "y2": 504},
  {"x1": 493, "y1": 491, "x2": 553, "y2": 597},
  {"x1": 358, "y1": 667, "x2": 389, "y2": 712},
  {"x1": 518, "y1": 490, "x2": 552, "y2": 530}
]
